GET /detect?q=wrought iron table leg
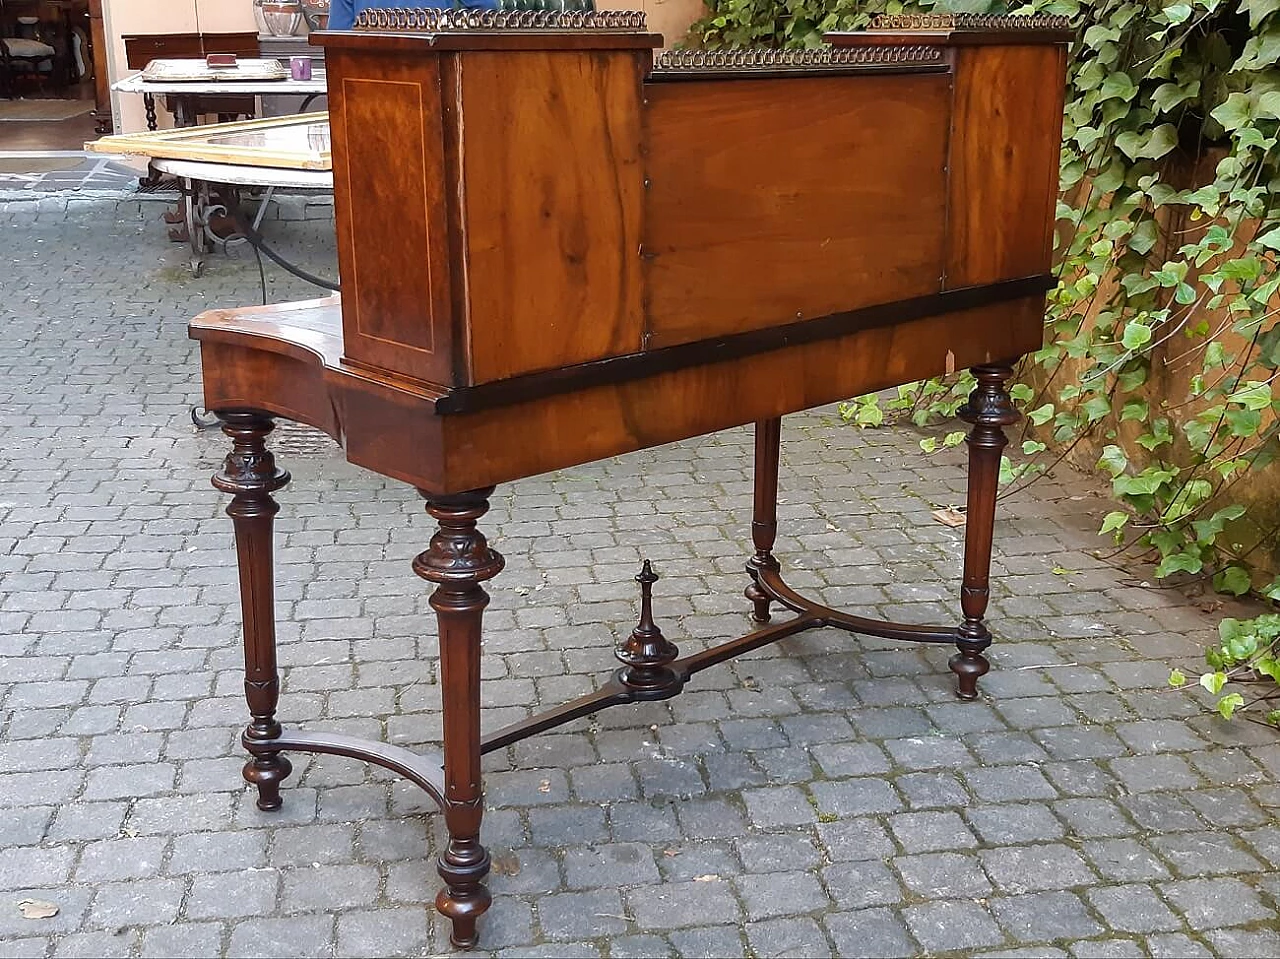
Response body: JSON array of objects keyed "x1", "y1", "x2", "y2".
[
  {"x1": 212, "y1": 412, "x2": 293, "y2": 810},
  {"x1": 413, "y1": 488, "x2": 504, "y2": 948},
  {"x1": 951, "y1": 363, "x2": 1019, "y2": 699}
]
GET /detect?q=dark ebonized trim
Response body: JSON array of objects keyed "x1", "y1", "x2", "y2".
[{"x1": 435, "y1": 274, "x2": 1053, "y2": 415}]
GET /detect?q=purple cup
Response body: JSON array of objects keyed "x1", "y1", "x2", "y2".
[{"x1": 290, "y1": 57, "x2": 312, "y2": 81}]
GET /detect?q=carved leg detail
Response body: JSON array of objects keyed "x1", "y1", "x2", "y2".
[
  {"x1": 746, "y1": 418, "x2": 782, "y2": 623},
  {"x1": 952, "y1": 364, "x2": 1018, "y2": 700},
  {"x1": 213, "y1": 411, "x2": 293, "y2": 810},
  {"x1": 413, "y1": 488, "x2": 504, "y2": 949}
]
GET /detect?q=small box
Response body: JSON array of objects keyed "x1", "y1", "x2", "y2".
[{"x1": 206, "y1": 53, "x2": 238, "y2": 68}]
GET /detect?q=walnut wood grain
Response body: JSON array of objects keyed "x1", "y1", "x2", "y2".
[
  {"x1": 328, "y1": 52, "x2": 456, "y2": 385},
  {"x1": 942, "y1": 44, "x2": 1067, "y2": 288},
  {"x1": 458, "y1": 50, "x2": 648, "y2": 381},
  {"x1": 644, "y1": 73, "x2": 949, "y2": 348}
]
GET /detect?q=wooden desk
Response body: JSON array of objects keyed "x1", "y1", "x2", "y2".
[{"x1": 189, "y1": 9, "x2": 1071, "y2": 948}]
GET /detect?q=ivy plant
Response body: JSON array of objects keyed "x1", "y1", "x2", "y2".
[{"x1": 693, "y1": 0, "x2": 1280, "y2": 725}]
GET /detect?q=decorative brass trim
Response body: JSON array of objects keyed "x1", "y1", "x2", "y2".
[
  {"x1": 652, "y1": 45, "x2": 944, "y2": 75},
  {"x1": 869, "y1": 13, "x2": 1072, "y2": 31},
  {"x1": 353, "y1": 8, "x2": 647, "y2": 31}
]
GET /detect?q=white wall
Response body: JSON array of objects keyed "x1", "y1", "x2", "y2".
[{"x1": 104, "y1": 0, "x2": 256, "y2": 133}]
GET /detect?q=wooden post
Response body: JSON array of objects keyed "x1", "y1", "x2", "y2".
[
  {"x1": 952, "y1": 364, "x2": 1018, "y2": 699},
  {"x1": 745, "y1": 417, "x2": 782, "y2": 622},
  {"x1": 412, "y1": 488, "x2": 504, "y2": 949},
  {"x1": 213, "y1": 411, "x2": 293, "y2": 810}
]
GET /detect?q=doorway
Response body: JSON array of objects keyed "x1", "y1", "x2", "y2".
[{"x1": 0, "y1": 0, "x2": 99, "y2": 150}]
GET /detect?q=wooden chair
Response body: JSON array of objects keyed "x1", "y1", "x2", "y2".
[{"x1": 0, "y1": 6, "x2": 62, "y2": 98}]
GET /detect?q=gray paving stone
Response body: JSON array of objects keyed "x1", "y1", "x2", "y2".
[
  {"x1": 1148, "y1": 831, "x2": 1265, "y2": 878},
  {"x1": 821, "y1": 860, "x2": 903, "y2": 909},
  {"x1": 0, "y1": 202, "x2": 1273, "y2": 959},
  {"x1": 967, "y1": 803, "x2": 1066, "y2": 844},
  {"x1": 888, "y1": 810, "x2": 978, "y2": 853},
  {"x1": 991, "y1": 890, "x2": 1104, "y2": 942},
  {"x1": 903, "y1": 900, "x2": 1006, "y2": 952},
  {"x1": 1160, "y1": 876, "x2": 1273, "y2": 927},
  {"x1": 1145, "y1": 933, "x2": 1214, "y2": 959},
  {"x1": 1086, "y1": 885, "x2": 1183, "y2": 933},
  {"x1": 626, "y1": 879, "x2": 740, "y2": 930},
  {"x1": 537, "y1": 889, "x2": 629, "y2": 939},
  {"x1": 335, "y1": 907, "x2": 430, "y2": 958},
  {"x1": 745, "y1": 916, "x2": 832, "y2": 959},
  {"x1": 981, "y1": 843, "x2": 1096, "y2": 894},
  {"x1": 666, "y1": 925, "x2": 744, "y2": 958},
  {"x1": 823, "y1": 908, "x2": 915, "y2": 959},
  {"x1": 86, "y1": 878, "x2": 186, "y2": 929},
  {"x1": 1080, "y1": 838, "x2": 1172, "y2": 882},
  {"x1": 1069, "y1": 939, "x2": 1147, "y2": 958},
  {"x1": 140, "y1": 921, "x2": 224, "y2": 958},
  {"x1": 563, "y1": 843, "x2": 660, "y2": 890}
]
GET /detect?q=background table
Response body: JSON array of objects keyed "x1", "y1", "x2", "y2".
[
  {"x1": 114, "y1": 69, "x2": 329, "y2": 130},
  {"x1": 150, "y1": 155, "x2": 333, "y2": 277}
]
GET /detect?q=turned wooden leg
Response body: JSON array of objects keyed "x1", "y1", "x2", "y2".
[
  {"x1": 952, "y1": 364, "x2": 1019, "y2": 700},
  {"x1": 745, "y1": 417, "x2": 782, "y2": 623},
  {"x1": 412, "y1": 488, "x2": 504, "y2": 949},
  {"x1": 213, "y1": 411, "x2": 293, "y2": 811}
]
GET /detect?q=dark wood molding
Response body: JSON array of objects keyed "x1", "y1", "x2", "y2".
[{"x1": 433, "y1": 275, "x2": 1053, "y2": 415}]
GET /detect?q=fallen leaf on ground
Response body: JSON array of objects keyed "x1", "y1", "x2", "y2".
[
  {"x1": 932, "y1": 507, "x2": 967, "y2": 528},
  {"x1": 18, "y1": 900, "x2": 58, "y2": 920},
  {"x1": 490, "y1": 853, "x2": 521, "y2": 877}
]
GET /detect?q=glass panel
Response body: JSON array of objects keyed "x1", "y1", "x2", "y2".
[{"x1": 199, "y1": 120, "x2": 330, "y2": 156}]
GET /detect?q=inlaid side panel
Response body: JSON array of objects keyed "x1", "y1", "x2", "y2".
[
  {"x1": 643, "y1": 74, "x2": 950, "y2": 349},
  {"x1": 457, "y1": 50, "x2": 647, "y2": 384},
  {"x1": 329, "y1": 51, "x2": 456, "y2": 385},
  {"x1": 945, "y1": 45, "x2": 1067, "y2": 289}
]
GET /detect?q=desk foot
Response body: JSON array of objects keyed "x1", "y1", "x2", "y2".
[
  {"x1": 213, "y1": 412, "x2": 293, "y2": 811},
  {"x1": 414, "y1": 488, "x2": 504, "y2": 950}
]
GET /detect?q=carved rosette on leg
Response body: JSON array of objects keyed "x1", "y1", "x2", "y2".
[
  {"x1": 212, "y1": 411, "x2": 293, "y2": 811},
  {"x1": 745, "y1": 418, "x2": 783, "y2": 623},
  {"x1": 412, "y1": 488, "x2": 505, "y2": 949},
  {"x1": 952, "y1": 364, "x2": 1019, "y2": 700}
]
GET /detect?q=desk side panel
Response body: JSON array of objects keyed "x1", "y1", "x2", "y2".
[
  {"x1": 458, "y1": 49, "x2": 648, "y2": 383},
  {"x1": 945, "y1": 44, "x2": 1067, "y2": 288},
  {"x1": 643, "y1": 73, "x2": 950, "y2": 349},
  {"x1": 328, "y1": 49, "x2": 458, "y2": 387}
]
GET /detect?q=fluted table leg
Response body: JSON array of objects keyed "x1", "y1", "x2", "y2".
[
  {"x1": 952, "y1": 364, "x2": 1019, "y2": 700},
  {"x1": 413, "y1": 488, "x2": 504, "y2": 949},
  {"x1": 213, "y1": 411, "x2": 293, "y2": 810}
]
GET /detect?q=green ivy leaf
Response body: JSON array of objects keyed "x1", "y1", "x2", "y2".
[
  {"x1": 1211, "y1": 92, "x2": 1254, "y2": 132},
  {"x1": 1169, "y1": 668, "x2": 1187, "y2": 687},
  {"x1": 1216, "y1": 565, "x2": 1253, "y2": 596},
  {"x1": 1100, "y1": 511, "x2": 1130, "y2": 534},
  {"x1": 1028, "y1": 403, "x2": 1055, "y2": 426},
  {"x1": 1099, "y1": 71, "x2": 1138, "y2": 103},
  {"x1": 1155, "y1": 550, "x2": 1204, "y2": 577},
  {"x1": 1121, "y1": 321, "x2": 1154, "y2": 350},
  {"x1": 1228, "y1": 381, "x2": 1273, "y2": 410},
  {"x1": 1217, "y1": 692, "x2": 1246, "y2": 720},
  {"x1": 1200, "y1": 670, "x2": 1228, "y2": 696},
  {"x1": 1242, "y1": 0, "x2": 1280, "y2": 31}
]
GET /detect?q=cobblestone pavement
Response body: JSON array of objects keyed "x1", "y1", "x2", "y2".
[{"x1": 2, "y1": 197, "x2": 1279, "y2": 959}]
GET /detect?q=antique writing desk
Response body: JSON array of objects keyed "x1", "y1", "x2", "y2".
[{"x1": 190, "y1": 9, "x2": 1070, "y2": 948}]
